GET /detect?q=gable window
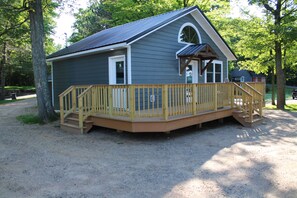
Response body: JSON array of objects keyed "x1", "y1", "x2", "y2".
[
  {"x1": 204, "y1": 60, "x2": 223, "y2": 83},
  {"x1": 178, "y1": 23, "x2": 201, "y2": 44}
]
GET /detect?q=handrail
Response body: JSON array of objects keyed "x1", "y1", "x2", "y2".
[
  {"x1": 59, "y1": 85, "x2": 74, "y2": 97},
  {"x1": 78, "y1": 85, "x2": 93, "y2": 133},
  {"x1": 233, "y1": 83, "x2": 253, "y2": 123}
]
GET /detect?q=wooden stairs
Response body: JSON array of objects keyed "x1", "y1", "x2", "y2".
[
  {"x1": 232, "y1": 110, "x2": 263, "y2": 127},
  {"x1": 60, "y1": 113, "x2": 93, "y2": 133}
]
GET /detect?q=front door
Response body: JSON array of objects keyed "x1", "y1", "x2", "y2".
[
  {"x1": 186, "y1": 60, "x2": 198, "y2": 84},
  {"x1": 185, "y1": 60, "x2": 198, "y2": 103},
  {"x1": 109, "y1": 56, "x2": 127, "y2": 109}
]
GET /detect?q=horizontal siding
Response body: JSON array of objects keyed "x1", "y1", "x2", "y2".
[
  {"x1": 131, "y1": 14, "x2": 228, "y2": 84},
  {"x1": 53, "y1": 49, "x2": 126, "y2": 109}
]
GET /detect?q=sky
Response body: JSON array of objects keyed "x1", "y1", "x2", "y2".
[{"x1": 52, "y1": 0, "x2": 263, "y2": 47}]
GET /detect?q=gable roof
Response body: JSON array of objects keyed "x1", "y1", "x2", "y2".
[
  {"x1": 177, "y1": 43, "x2": 218, "y2": 60},
  {"x1": 47, "y1": 6, "x2": 236, "y2": 61}
]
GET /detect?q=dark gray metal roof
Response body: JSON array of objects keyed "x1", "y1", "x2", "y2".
[
  {"x1": 177, "y1": 44, "x2": 207, "y2": 56},
  {"x1": 177, "y1": 43, "x2": 218, "y2": 59},
  {"x1": 47, "y1": 6, "x2": 198, "y2": 59}
]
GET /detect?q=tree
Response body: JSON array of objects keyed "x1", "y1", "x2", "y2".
[
  {"x1": 28, "y1": 0, "x2": 57, "y2": 121},
  {"x1": 248, "y1": 0, "x2": 297, "y2": 109}
]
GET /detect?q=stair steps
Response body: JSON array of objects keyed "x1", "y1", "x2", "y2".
[
  {"x1": 232, "y1": 110, "x2": 263, "y2": 127},
  {"x1": 60, "y1": 113, "x2": 93, "y2": 133}
]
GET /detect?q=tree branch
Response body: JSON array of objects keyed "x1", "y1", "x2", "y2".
[
  {"x1": 0, "y1": 17, "x2": 29, "y2": 37},
  {"x1": 264, "y1": 3, "x2": 275, "y2": 14}
]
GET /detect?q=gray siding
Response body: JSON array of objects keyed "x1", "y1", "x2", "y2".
[
  {"x1": 131, "y1": 14, "x2": 228, "y2": 84},
  {"x1": 52, "y1": 49, "x2": 126, "y2": 109}
]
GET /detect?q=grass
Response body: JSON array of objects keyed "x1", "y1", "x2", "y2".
[
  {"x1": 264, "y1": 104, "x2": 297, "y2": 112},
  {"x1": 16, "y1": 114, "x2": 44, "y2": 124},
  {"x1": 0, "y1": 99, "x2": 22, "y2": 105},
  {"x1": 5, "y1": 86, "x2": 35, "y2": 91},
  {"x1": 265, "y1": 85, "x2": 294, "y2": 101}
]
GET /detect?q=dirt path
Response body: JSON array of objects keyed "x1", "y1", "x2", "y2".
[{"x1": 0, "y1": 99, "x2": 297, "y2": 198}]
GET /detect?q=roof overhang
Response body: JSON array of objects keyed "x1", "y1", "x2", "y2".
[
  {"x1": 46, "y1": 43, "x2": 128, "y2": 62},
  {"x1": 177, "y1": 44, "x2": 219, "y2": 75},
  {"x1": 190, "y1": 9, "x2": 237, "y2": 61}
]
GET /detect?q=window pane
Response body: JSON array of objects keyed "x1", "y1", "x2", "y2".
[
  {"x1": 215, "y1": 64, "x2": 221, "y2": 72},
  {"x1": 186, "y1": 65, "x2": 193, "y2": 83},
  {"x1": 116, "y1": 61, "x2": 124, "y2": 84},
  {"x1": 215, "y1": 74, "x2": 221, "y2": 82},
  {"x1": 207, "y1": 63, "x2": 213, "y2": 72},
  {"x1": 180, "y1": 26, "x2": 199, "y2": 44},
  {"x1": 207, "y1": 73, "x2": 213, "y2": 82}
]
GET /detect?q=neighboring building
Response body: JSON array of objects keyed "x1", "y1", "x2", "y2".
[
  {"x1": 47, "y1": 6, "x2": 237, "y2": 109},
  {"x1": 231, "y1": 69, "x2": 266, "y2": 83}
]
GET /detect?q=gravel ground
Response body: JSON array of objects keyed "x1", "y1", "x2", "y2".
[{"x1": 0, "y1": 98, "x2": 297, "y2": 198}]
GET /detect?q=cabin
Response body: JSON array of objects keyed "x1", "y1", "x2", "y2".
[
  {"x1": 47, "y1": 6, "x2": 265, "y2": 133},
  {"x1": 231, "y1": 69, "x2": 266, "y2": 83}
]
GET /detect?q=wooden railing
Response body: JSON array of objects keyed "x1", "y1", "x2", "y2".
[
  {"x1": 59, "y1": 85, "x2": 89, "y2": 124},
  {"x1": 59, "y1": 82, "x2": 265, "y2": 132},
  {"x1": 233, "y1": 83, "x2": 253, "y2": 123},
  {"x1": 240, "y1": 83, "x2": 263, "y2": 117}
]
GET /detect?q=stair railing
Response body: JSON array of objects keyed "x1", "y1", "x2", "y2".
[
  {"x1": 233, "y1": 83, "x2": 253, "y2": 123},
  {"x1": 59, "y1": 86, "x2": 75, "y2": 124},
  {"x1": 241, "y1": 83, "x2": 263, "y2": 117},
  {"x1": 78, "y1": 85, "x2": 93, "y2": 132}
]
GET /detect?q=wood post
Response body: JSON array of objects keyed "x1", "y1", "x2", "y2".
[
  {"x1": 59, "y1": 96, "x2": 64, "y2": 124},
  {"x1": 78, "y1": 97, "x2": 84, "y2": 133},
  {"x1": 71, "y1": 86, "x2": 76, "y2": 112},
  {"x1": 192, "y1": 84, "x2": 197, "y2": 115},
  {"x1": 231, "y1": 83, "x2": 234, "y2": 108},
  {"x1": 214, "y1": 83, "x2": 217, "y2": 111},
  {"x1": 129, "y1": 85, "x2": 135, "y2": 121},
  {"x1": 91, "y1": 86, "x2": 95, "y2": 114},
  {"x1": 163, "y1": 84, "x2": 168, "y2": 120},
  {"x1": 108, "y1": 86, "x2": 113, "y2": 116}
]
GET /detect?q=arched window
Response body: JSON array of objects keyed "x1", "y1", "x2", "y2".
[{"x1": 178, "y1": 23, "x2": 201, "y2": 44}]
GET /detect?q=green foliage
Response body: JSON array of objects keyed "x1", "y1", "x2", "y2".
[
  {"x1": 5, "y1": 86, "x2": 35, "y2": 91},
  {"x1": 16, "y1": 114, "x2": 44, "y2": 124}
]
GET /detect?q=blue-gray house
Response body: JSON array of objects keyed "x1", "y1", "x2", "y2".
[
  {"x1": 46, "y1": 6, "x2": 265, "y2": 134},
  {"x1": 47, "y1": 6, "x2": 236, "y2": 109}
]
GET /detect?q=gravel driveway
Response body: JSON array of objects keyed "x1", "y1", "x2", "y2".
[{"x1": 0, "y1": 98, "x2": 297, "y2": 198}]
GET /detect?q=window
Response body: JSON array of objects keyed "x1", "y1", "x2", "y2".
[
  {"x1": 178, "y1": 23, "x2": 201, "y2": 44},
  {"x1": 204, "y1": 61, "x2": 223, "y2": 83}
]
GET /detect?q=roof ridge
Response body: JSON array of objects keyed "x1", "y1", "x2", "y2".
[{"x1": 94, "y1": 6, "x2": 196, "y2": 34}]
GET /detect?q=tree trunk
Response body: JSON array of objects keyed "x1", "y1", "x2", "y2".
[
  {"x1": 271, "y1": 65, "x2": 275, "y2": 105},
  {"x1": 29, "y1": 0, "x2": 57, "y2": 121},
  {"x1": 274, "y1": 0, "x2": 285, "y2": 110},
  {"x1": 0, "y1": 42, "x2": 7, "y2": 100}
]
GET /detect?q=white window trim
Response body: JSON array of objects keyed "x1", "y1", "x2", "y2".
[
  {"x1": 108, "y1": 55, "x2": 126, "y2": 85},
  {"x1": 204, "y1": 60, "x2": 223, "y2": 83},
  {"x1": 178, "y1": 22, "x2": 202, "y2": 45},
  {"x1": 126, "y1": 45, "x2": 132, "y2": 84}
]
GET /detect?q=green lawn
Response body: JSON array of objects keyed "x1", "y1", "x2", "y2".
[
  {"x1": 0, "y1": 99, "x2": 19, "y2": 105},
  {"x1": 5, "y1": 86, "x2": 35, "y2": 91},
  {"x1": 264, "y1": 104, "x2": 297, "y2": 112},
  {"x1": 265, "y1": 85, "x2": 294, "y2": 101}
]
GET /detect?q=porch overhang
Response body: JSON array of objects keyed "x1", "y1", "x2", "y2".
[{"x1": 177, "y1": 43, "x2": 219, "y2": 75}]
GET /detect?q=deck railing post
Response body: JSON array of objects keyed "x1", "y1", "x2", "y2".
[
  {"x1": 192, "y1": 84, "x2": 197, "y2": 115},
  {"x1": 231, "y1": 83, "x2": 234, "y2": 108},
  {"x1": 59, "y1": 96, "x2": 64, "y2": 124},
  {"x1": 108, "y1": 86, "x2": 113, "y2": 116},
  {"x1": 162, "y1": 84, "x2": 168, "y2": 120},
  {"x1": 92, "y1": 86, "x2": 96, "y2": 114},
  {"x1": 129, "y1": 85, "x2": 135, "y2": 121},
  {"x1": 214, "y1": 83, "x2": 218, "y2": 111},
  {"x1": 71, "y1": 86, "x2": 76, "y2": 112},
  {"x1": 78, "y1": 97, "x2": 84, "y2": 133}
]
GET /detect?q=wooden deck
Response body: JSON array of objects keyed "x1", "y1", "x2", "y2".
[{"x1": 59, "y1": 82, "x2": 265, "y2": 133}]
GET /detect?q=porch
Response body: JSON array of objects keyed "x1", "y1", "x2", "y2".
[{"x1": 59, "y1": 82, "x2": 265, "y2": 133}]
